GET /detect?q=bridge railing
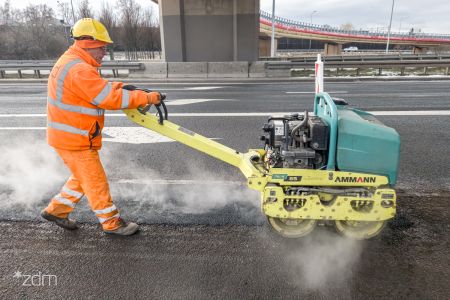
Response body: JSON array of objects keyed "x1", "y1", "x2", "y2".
[
  {"x1": 260, "y1": 10, "x2": 450, "y2": 40},
  {"x1": 261, "y1": 53, "x2": 450, "y2": 62},
  {"x1": 265, "y1": 56, "x2": 450, "y2": 77},
  {"x1": 0, "y1": 60, "x2": 143, "y2": 78}
]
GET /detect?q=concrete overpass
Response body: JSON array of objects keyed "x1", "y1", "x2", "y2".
[
  {"x1": 152, "y1": 1, "x2": 450, "y2": 61},
  {"x1": 259, "y1": 11, "x2": 450, "y2": 55}
]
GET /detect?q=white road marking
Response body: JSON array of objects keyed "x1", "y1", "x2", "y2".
[
  {"x1": 0, "y1": 126, "x2": 220, "y2": 144},
  {"x1": 0, "y1": 114, "x2": 47, "y2": 117},
  {"x1": 0, "y1": 96, "x2": 46, "y2": 101},
  {"x1": 127, "y1": 87, "x2": 224, "y2": 91},
  {"x1": 1, "y1": 111, "x2": 450, "y2": 119},
  {"x1": 165, "y1": 98, "x2": 232, "y2": 105},
  {"x1": 370, "y1": 111, "x2": 450, "y2": 116},
  {"x1": 102, "y1": 127, "x2": 175, "y2": 144},
  {"x1": 286, "y1": 91, "x2": 348, "y2": 94},
  {"x1": 0, "y1": 127, "x2": 46, "y2": 129},
  {"x1": 116, "y1": 179, "x2": 243, "y2": 185},
  {"x1": 0, "y1": 126, "x2": 175, "y2": 144},
  {"x1": 0, "y1": 98, "x2": 228, "y2": 106},
  {"x1": 342, "y1": 93, "x2": 450, "y2": 97},
  {"x1": 186, "y1": 86, "x2": 223, "y2": 90}
]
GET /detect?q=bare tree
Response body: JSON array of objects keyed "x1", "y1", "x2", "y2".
[
  {"x1": 17, "y1": 4, "x2": 66, "y2": 59},
  {"x1": 77, "y1": 0, "x2": 94, "y2": 19},
  {"x1": 23, "y1": 4, "x2": 54, "y2": 51},
  {"x1": 0, "y1": 0, "x2": 160, "y2": 60},
  {"x1": 99, "y1": 1, "x2": 117, "y2": 60},
  {"x1": 99, "y1": 1, "x2": 116, "y2": 34},
  {"x1": 56, "y1": 1, "x2": 73, "y2": 25},
  {"x1": 140, "y1": 5, "x2": 160, "y2": 58},
  {"x1": 116, "y1": 0, "x2": 143, "y2": 59},
  {"x1": 55, "y1": 1, "x2": 72, "y2": 46},
  {"x1": 0, "y1": 2, "x2": 27, "y2": 59},
  {"x1": 0, "y1": 0, "x2": 11, "y2": 25}
]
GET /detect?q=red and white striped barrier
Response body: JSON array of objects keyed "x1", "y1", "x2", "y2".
[{"x1": 315, "y1": 54, "x2": 324, "y2": 94}]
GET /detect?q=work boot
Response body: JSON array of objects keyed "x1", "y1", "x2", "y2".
[
  {"x1": 103, "y1": 219, "x2": 139, "y2": 236},
  {"x1": 41, "y1": 209, "x2": 78, "y2": 230}
]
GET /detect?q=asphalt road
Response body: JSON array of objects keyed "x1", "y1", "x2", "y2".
[{"x1": 0, "y1": 80, "x2": 449, "y2": 299}]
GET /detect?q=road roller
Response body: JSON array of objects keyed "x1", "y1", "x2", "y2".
[{"x1": 123, "y1": 88, "x2": 400, "y2": 240}]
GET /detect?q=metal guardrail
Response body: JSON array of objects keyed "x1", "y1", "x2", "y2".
[
  {"x1": 0, "y1": 60, "x2": 143, "y2": 78},
  {"x1": 291, "y1": 54, "x2": 450, "y2": 62},
  {"x1": 265, "y1": 57, "x2": 450, "y2": 76},
  {"x1": 266, "y1": 60, "x2": 450, "y2": 69},
  {"x1": 260, "y1": 10, "x2": 450, "y2": 40},
  {"x1": 261, "y1": 53, "x2": 450, "y2": 62}
]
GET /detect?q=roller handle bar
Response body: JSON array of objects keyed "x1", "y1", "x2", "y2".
[{"x1": 123, "y1": 85, "x2": 168, "y2": 124}]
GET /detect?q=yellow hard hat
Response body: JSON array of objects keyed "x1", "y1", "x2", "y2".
[{"x1": 71, "y1": 18, "x2": 113, "y2": 43}]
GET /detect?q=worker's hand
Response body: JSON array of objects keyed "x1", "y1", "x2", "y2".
[{"x1": 147, "y1": 92, "x2": 161, "y2": 105}]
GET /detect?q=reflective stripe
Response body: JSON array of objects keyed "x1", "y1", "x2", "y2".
[
  {"x1": 94, "y1": 205, "x2": 117, "y2": 215},
  {"x1": 98, "y1": 213, "x2": 120, "y2": 224},
  {"x1": 92, "y1": 83, "x2": 112, "y2": 106},
  {"x1": 48, "y1": 121, "x2": 89, "y2": 136},
  {"x1": 56, "y1": 59, "x2": 82, "y2": 101},
  {"x1": 54, "y1": 195, "x2": 76, "y2": 208},
  {"x1": 48, "y1": 97, "x2": 104, "y2": 116},
  {"x1": 62, "y1": 186, "x2": 84, "y2": 199},
  {"x1": 121, "y1": 90, "x2": 130, "y2": 109}
]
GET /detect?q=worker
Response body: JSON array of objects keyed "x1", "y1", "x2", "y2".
[{"x1": 40, "y1": 18, "x2": 161, "y2": 235}]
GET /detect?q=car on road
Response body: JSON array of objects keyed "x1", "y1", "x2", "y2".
[{"x1": 344, "y1": 46, "x2": 358, "y2": 51}]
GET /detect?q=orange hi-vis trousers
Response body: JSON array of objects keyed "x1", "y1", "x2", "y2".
[{"x1": 45, "y1": 148, "x2": 121, "y2": 230}]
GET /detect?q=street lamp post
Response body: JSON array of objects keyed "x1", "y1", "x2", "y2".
[
  {"x1": 309, "y1": 10, "x2": 317, "y2": 51},
  {"x1": 270, "y1": 0, "x2": 276, "y2": 57},
  {"x1": 386, "y1": 0, "x2": 395, "y2": 54},
  {"x1": 70, "y1": 0, "x2": 76, "y2": 24}
]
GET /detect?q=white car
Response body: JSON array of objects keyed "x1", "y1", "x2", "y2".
[{"x1": 343, "y1": 46, "x2": 358, "y2": 51}]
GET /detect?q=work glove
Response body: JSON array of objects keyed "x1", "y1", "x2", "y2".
[
  {"x1": 122, "y1": 85, "x2": 161, "y2": 106},
  {"x1": 122, "y1": 84, "x2": 137, "y2": 91},
  {"x1": 147, "y1": 92, "x2": 161, "y2": 105}
]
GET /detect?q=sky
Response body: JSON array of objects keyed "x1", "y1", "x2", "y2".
[
  {"x1": 260, "y1": 0, "x2": 450, "y2": 34},
  {"x1": 4, "y1": 0, "x2": 450, "y2": 34}
]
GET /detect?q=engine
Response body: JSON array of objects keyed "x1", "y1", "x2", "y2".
[{"x1": 261, "y1": 112, "x2": 329, "y2": 169}]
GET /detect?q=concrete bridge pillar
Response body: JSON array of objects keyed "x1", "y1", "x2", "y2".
[
  {"x1": 324, "y1": 43, "x2": 342, "y2": 55},
  {"x1": 413, "y1": 46, "x2": 428, "y2": 54},
  {"x1": 158, "y1": 0, "x2": 260, "y2": 62},
  {"x1": 259, "y1": 36, "x2": 277, "y2": 57}
]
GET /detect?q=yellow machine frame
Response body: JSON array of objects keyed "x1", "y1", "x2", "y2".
[{"x1": 124, "y1": 109, "x2": 396, "y2": 224}]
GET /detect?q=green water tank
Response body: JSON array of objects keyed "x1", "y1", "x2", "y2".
[{"x1": 336, "y1": 107, "x2": 400, "y2": 185}]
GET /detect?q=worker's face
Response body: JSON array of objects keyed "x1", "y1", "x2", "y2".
[{"x1": 85, "y1": 46, "x2": 107, "y2": 64}]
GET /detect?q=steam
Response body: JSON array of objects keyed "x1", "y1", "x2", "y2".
[
  {"x1": 114, "y1": 179, "x2": 259, "y2": 214},
  {"x1": 280, "y1": 229, "x2": 363, "y2": 291},
  {"x1": 0, "y1": 139, "x2": 66, "y2": 210},
  {"x1": 0, "y1": 139, "x2": 260, "y2": 224},
  {"x1": 103, "y1": 152, "x2": 262, "y2": 223}
]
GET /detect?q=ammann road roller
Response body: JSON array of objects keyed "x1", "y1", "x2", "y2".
[
  {"x1": 124, "y1": 55, "x2": 399, "y2": 241},
  {"x1": 123, "y1": 88, "x2": 400, "y2": 240}
]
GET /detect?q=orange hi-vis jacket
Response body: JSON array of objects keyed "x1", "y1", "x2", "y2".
[{"x1": 47, "y1": 44, "x2": 148, "y2": 150}]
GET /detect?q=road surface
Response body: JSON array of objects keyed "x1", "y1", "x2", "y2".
[{"x1": 0, "y1": 80, "x2": 449, "y2": 299}]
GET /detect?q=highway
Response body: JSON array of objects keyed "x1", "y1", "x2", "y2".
[{"x1": 0, "y1": 80, "x2": 449, "y2": 299}]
